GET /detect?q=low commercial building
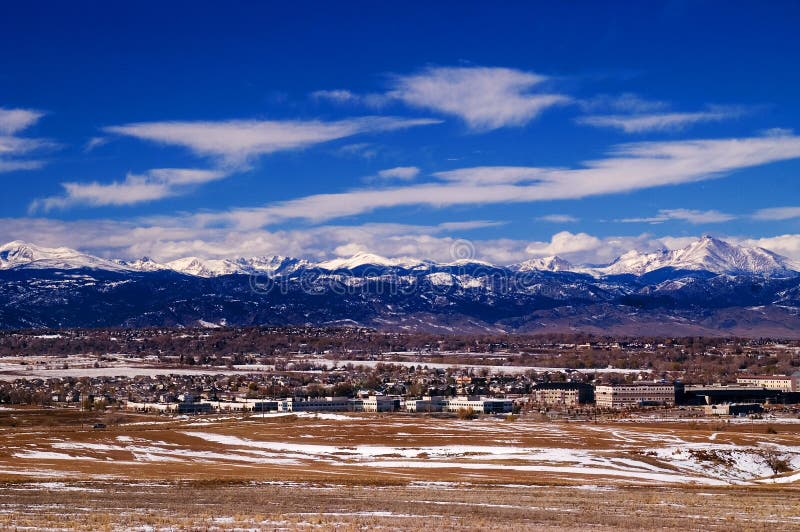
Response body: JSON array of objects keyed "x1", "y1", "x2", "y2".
[
  {"x1": 683, "y1": 385, "x2": 779, "y2": 405},
  {"x1": 403, "y1": 396, "x2": 513, "y2": 414},
  {"x1": 360, "y1": 395, "x2": 401, "y2": 412},
  {"x1": 200, "y1": 398, "x2": 278, "y2": 412},
  {"x1": 444, "y1": 396, "x2": 514, "y2": 414},
  {"x1": 705, "y1": 403, "x2": 763, "y2": 416},
  {"x1": 531, "y1": 382, "x2": 594, "y2": 407},
  {"x1": 737, "y1": 374, "x2": 799, "y2": 392},
  {"x1": 595, "y1": 383, "x2": 679, "y2": 408},
  {"x1": 277, "y1": 397, "x2": 351, "y2": 412},
  {"x1": 404, "y1": 396, "x2": 446, "y2": 412},
  {"x1": 124, "y1": 400, "x2": 212, "y2": 414}
]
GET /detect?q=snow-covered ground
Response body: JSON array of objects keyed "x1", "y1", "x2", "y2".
[
  {"x1": 316, "y1": 358, "x2": 644, "y2": 374},
  {"x1": 5, "y1": 419, "x2": 796, "y2": 486}
]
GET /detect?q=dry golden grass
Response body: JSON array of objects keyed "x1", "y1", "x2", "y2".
[
  {"x1": 0, "y1": 480, "x2": 798, "y2": 531},
  {"x1": 0, "y1": 408, "x2": 798, "y2": 529}
]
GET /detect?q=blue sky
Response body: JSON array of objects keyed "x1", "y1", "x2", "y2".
[{"x1": 2, "y1": 1, "x2": 800, "y2": 264}]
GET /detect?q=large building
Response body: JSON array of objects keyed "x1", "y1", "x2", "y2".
[
  {"x1": 403, "y1": 396, "x2": 514, "y2": 414},
  {"x1": 683, "y1": 385, "x2": 780, "y2": 405},
  {"x1": 444, "y1": 396, "x2": 514, "y2": 414},
  {"x1": 737, "y1": 373, "x2": 799, "y2": 392},
  {"x1": 531, "y1": 382, "x2": 594, "y2": 407},
  {"x1": 358, "y1": 396, "x2": 401, "y2": 412},
  {"x1": 277, "y1": 397, "x2": 351, "y2": 412},
  {"x1": 595, "y1": 383, "x2": 679, "y2": 408},
  {"x1": 704, "y1": 403, "x2": 763, "y2": 416},
  {"x1": 404, "y1": 396, "x2": 446, "y2": 412},
  {"x1": 278, "y1": 395, "x2": 402, "y2": 413}
]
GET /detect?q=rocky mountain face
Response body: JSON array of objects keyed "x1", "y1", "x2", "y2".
[{"x1": 1, "y1": 237, "x2": 799, "y2": 336}]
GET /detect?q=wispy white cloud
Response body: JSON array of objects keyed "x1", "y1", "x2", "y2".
[
  {"x1": 0, "y1": 108, "x2": 43, "y2": 135},
  {"x1": 618, "y1": 208, "x2": 736, "y2": 224},
  {"x1": 0, "y1": 159, "x2": 44, "y2": 173},
  {"x1": 84, "y1": 136, "x2": 109, "y2": 152},
  {"x1": 537, "y1": 214, "x2": 579, "y2": 223},
  {"x1": 311, "y1": 66, "x2": 570, "y2": 131},
  {"x1": 436, "y1": 220, "x2": 507, "y2": 231},
  {"x1": 182, "y1": 134, "x2": 800, "y2": 230},
  {"x1": 311, "y1": 89, "x2": 358, "y2": 103},
  {"x1": 30, "y1": 168, "x2": 227, "y2": 212},
  {"x1": 105, "y1": 116, "x2": 440, "y2": 168},
  {"x1": 336, "y1": 142, "x2": 379, "y2": 160},
  {"x1": 0, "y1": 107, "x2": 51, "y2": 173},
  {"x1": 579, "y1": 93, "x2": 668, "y2": 114},
  {"x1": 737, "y1": 234, "x2": 800, "y2": 262},
  {"x1": 311, "y1": 89, "x2": 389, "y2": 108},
  {"x1": 577, "y1": 106, "x2": 745, "y2": 133},
  {"x1": 388, "y1": 66, "x2": 570, "y2": 131},
  {"x1": 752, "y1": 206, "x2": 800, "y2": 221},
  {"x1": 760, "y1": 127, "x2": 794, "y2": 137},
  {"x1": 375, "y1": 166, "x2": 420, "y2": 181}
]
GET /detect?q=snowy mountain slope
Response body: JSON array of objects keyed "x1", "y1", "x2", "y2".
[
  {"x1": 316, "y1": 252, "x2": 425, "y2": 270},
  {"x1": 512, "y1": 255, "x2": 574, "y2": 272},
  {"x1": 0, "y1": 236, "x2": 798, "y2": 278},
  {"x1": 117, "y1": 257, "x2": 169, "y2": 272},
  {"x1": 595, "y1": 236, "x2": 798, "y2": 277},
  {"x1": 1, "y1": 238, "x2": 800, "y2": 333},
  {"x1": 164, "y1": 256, "x2": 310, "y2": 277},
  {"x1": 0, "y1": 241, "x2": 131, "y2": 272},
  {"x1": 164, "y1": 257, "x2": 245, "y2": 277}
]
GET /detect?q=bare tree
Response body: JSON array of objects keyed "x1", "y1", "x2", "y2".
[{"x1": 760, "y1": 449, "x2": 792, "y2": 478}]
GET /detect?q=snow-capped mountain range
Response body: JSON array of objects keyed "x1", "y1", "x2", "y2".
[
  {"x1": 1, "y1": 236, "x2": 797, "y2": 278},
  {"x1": 3, "y1": 237, "x2": 800, "y2": 334},
  {"x1": 596, "y1": 236, "x2": 800, "y2": 277}
]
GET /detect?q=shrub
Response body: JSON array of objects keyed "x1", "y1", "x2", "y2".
[{"x1": 457, "y1": 407, "x2": 477, "y2": 420}]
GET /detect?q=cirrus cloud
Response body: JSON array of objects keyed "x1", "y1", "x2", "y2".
[
  {"x1": 180, "y1": 134, "x2": 800, "y2": 230},
  {"x1": 388, "y1": 66, "x2": 570, "y2": 131},
  {"x1": 105, "y1": 116, "x2": 440, "y2": 168},
  {"x1": 618, "y1": 208, "x2": 736, "y2": 224},
  {"x1": 0, "y1": 107, "x2": 53, "y2": 173},
  {"x1": 29, "y1": 168, "x2": 228, "y2": 212},
  {"x1": 752, "y1": 206, "x2": 800, "y2": 221}
]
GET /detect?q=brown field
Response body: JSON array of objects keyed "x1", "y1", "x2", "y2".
[{"x1": 0, "y1": 408, "x2": 799, "y2": 530}]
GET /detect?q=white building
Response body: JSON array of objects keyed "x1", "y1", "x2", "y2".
[
  {"x1": 277, "y1": 397, "x2": 351, "y2": 412},
  {"x1": 199, "y1": 398, "x2": 278, "y2": 412},
  {"x1": 403, "y1": 396, "x2": 513, "y2": 414},
  {"x1": 595, "y1": 383, "x2": 678, "y2": 408},
  {"x1": 444, "y1": 396, "x2": 514, "y2": 414},
  {"x1": 404, "y1": 396, "x2": 446, "y2": 412},
  {"x1": 736, "y1": 374, "x2": 798, "y2": 392},
  {"x1": 360, "y1": 396, "x2": 400, "y2": 412}
]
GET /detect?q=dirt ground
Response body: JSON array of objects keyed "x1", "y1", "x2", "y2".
[{"x1": 0, "y1": 408, "x2": 798, "y2": 530}]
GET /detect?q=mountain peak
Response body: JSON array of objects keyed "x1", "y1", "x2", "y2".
[
  {"x1": 316, "y1": 252, "x2": 424, "y2": 270},
  {"x1": 0, "y1": 237, "x2": 797, "y2": 278},
  {"x1": 599, "y1": 236, "x2": 796, "y2": 277},
  {"x1": 0, "y1": 241, "x2": 129, "y2": 272},
  {"x1": 514, "y1": 255, "x2": 574, "y2": 272}
]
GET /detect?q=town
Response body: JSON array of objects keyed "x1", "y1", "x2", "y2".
[{"x1": 1, "y1": 327, "x2": 798, "y2": 420}]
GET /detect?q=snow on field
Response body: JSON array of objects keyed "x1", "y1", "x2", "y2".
[
  {"x1": 180, "y1": 429, "x2": 798, "y2": 485},
  {"x1": 13, "y1": 450, "x2": 95, "y2": 461},
  {"x1": 6, "y1": 482, "x2": 104, "y2": 493},
  {"x1": 317, "y1": 358, "x2": 643, "y2": 375},
  {"x1": 353, "y1": 460, "x2": 724, "y2": 485},
  {"x1": 46, "y1": 439, "x2": 302, "y2": 466},
  {"x1": 2, "y1": 418, "x2": 799, "y2": 486},
  {"x1": 0, "y1": 366, "x2": 248, "y2": 381},
  {"x1": 644, "y1": 442, "x2": 800, "y2": 482}
]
